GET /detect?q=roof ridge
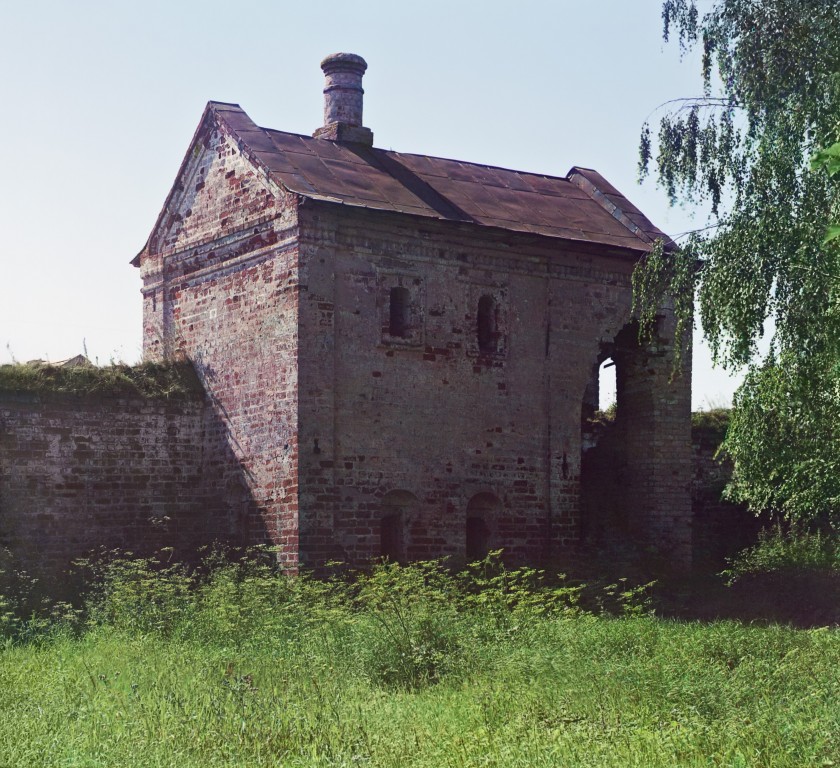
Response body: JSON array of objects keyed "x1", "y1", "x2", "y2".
[
  {"x1": 137, "y1": 104, "x2": 657, "y2": 261},
  {"x1": 383, "y1": 148, "x2": 575, "y2": 183}
]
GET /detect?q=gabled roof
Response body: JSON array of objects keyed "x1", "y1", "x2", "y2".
[{"x1": 138, "y1": 102, "x2": 669, "y2": 262}]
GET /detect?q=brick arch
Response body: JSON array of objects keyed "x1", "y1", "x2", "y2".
[
  {"x1": 578, "y1": 314, "x2": 692, "y2": 561},
  {"x1": 579, "y1": 321, "x2": 638, "y2": 545}
]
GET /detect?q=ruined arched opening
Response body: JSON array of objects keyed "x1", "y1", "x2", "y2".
[
  {"x1": 578, "y1": 317, "x2": 692, "y2": 561},
  {"x1": 579, "y1": 323, "x2": 642, "y2": 547},
  {"x1": 581, "y1": 355, "x2": 617, "y2": 430}
]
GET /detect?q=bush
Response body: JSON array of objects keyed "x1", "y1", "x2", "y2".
[
  {"x1": 456, "y1": 551, "x2": 583, "y2": 636},
  {"x1": 724, "y1": 523, "x2": 840, "y2": 583},
  {"x1": 186, "y1": 550, "x2": 354, "y2": 652},
  {"x1": 354, "y1": 560, "x2": 465, "y2": 689},
  {"x1": 83, "y1": 553, "x2": 194, "y2": 636},
  {"x1": 0, "y1": 549, "x2": 80, "y2": 643}
]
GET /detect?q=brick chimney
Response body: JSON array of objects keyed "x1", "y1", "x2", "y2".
[{"x1": 313, "y1": 53, "x2": 374, "y2": 145}]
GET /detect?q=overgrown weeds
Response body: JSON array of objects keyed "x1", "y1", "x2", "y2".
[
  {"x1": 0, "y1": 549, "x2": 838, "y2": 766},
  {"x1": 724, "y1": 523, "x2": 840, "y2": 582},
  {"x1": 0, "y1": 360, "x2": 202, "y2": 398}
]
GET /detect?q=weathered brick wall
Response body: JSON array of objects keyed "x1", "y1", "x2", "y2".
[
  {"x1": 691, "y1": 425, "x2": 760, "y2": 568},
  {"x1": 134, "y1": 107, "x2": 693, "y2": 570},
  {"x1": 0, "y1": 391, "x2": 235, "y2": 584},
  {"x1": 610, "y1": 318, "x2": 694, "y2": 559},
  {"x1": 295, "y1": 202, "x2": 692, "y2": 566},
  {"x1": 139, "y1": 112, "x2": 302, "y2": 566},
  {"x1": 583, "y1": 413, "x2": 752, "y2": 566}
]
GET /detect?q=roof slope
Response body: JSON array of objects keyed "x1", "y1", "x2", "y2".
[{"x1": 142, "y1": 102, "x2": 670, "y2": 259}]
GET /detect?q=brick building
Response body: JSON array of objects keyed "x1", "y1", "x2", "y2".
[{"x1": 134, "y1": 53, "x2": 692, "y2": 569}]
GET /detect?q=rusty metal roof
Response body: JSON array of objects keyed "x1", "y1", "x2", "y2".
[{"x1": 142, "y1": 102, "x2": 669, "y2": 259}]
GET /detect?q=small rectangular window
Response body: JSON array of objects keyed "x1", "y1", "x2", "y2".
[{"x1": 477, "y1": 294, "x2": 497, "y2": 353}]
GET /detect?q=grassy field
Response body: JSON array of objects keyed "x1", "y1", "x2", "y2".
[{"x1": 1, "y1": 554, "x2": 838, "y2": 767}]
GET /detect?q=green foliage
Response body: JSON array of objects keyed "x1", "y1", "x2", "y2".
[
  {"x1": 691, "y1": 407, "x2": 730, "y2": 445},
  {"x1": 1, "y1": 554, "x2": 838, "y2": 766},
  {"x1": 0, "y1": 361, "x2": 202, "y2": 399},
  {"x1": 355, "y1": 560, "x2": 464, "y2": 689},
  {"x1": 637, "y1": 0, "x2": 840, "y2": 522},
  {"x1": 723, "y1": 354, "x2": 840, "y2": 518},
  {"x1": 457, "y1": 551, "x2": 583, "y2": 635},
  {"x1": 83, "y1": 553, "x2": 194, "y2": 637},
  {"x1": 630, "y1": 236, "x2": 696, "y2": 373},
  {"x1": 726, "y1": 523, "x2": 840, "y2": 581},
  {"x1": 0, "y1": 550, "x2": 80, "y2": 644}
]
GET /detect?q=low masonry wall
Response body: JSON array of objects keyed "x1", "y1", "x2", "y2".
[
  {"x1": 691, "y1": 418, "x2": 762, "y2": 569},
  {"x1": 0, "y1": 387, "x2": 243, "y2": 587},
  {"x1": 0, "y1": 364, "x2": 752, "y2": 588}
]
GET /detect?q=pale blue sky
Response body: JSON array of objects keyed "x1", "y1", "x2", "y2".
[{"x1": 0, "y1": 0, "x2": 736, "y2": 408}]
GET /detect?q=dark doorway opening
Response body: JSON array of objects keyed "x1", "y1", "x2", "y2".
[{"x1": 466, "y1": 516, "x2": 490, "y2": 561}]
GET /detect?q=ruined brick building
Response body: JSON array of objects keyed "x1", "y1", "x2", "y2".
[
  {"x1": 134, "y1": 53, "x2": 692, "y2": 568},
  {"x1": 0, "y1": 54, "x2": 693, "y2": 578}
]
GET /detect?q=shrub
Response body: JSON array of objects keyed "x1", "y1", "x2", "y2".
[
  {"x1": 186, "y1": 549, "x2": 354, "y2": 653},
  {"x1": 0, "y1": 549, "x2": 80, "y2": 643},
  {"x1": 354, "y1": 560, "x2": 464, "y2": 689},
  {"x1": 724, "y1": 523, "x2": 840, "y2": 583},
  {"x1": 456, "y1": 551, "x2": 583, "y2": 636}
]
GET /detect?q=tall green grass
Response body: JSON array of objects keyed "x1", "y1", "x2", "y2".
[{"x1": 1, "y1": 552, "x2": 837, "y2": 767}]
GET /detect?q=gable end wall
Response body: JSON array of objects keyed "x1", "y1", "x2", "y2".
[{"x1": 139, "y1": 119, "x2": 303, "y2": 566}]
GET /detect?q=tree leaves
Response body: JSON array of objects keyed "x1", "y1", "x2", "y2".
[{"x1": 637, "y1": 0, "x2": 840, "y2": 522}]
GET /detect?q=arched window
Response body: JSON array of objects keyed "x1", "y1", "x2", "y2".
[
  {"x1": 389, "y1": 286, "x2": 410, "y2": 338},
  {"x1": 477, "y1": 295, "x2": 497, "y2": 353},
  {"x1": 598, "y1": 357, "x2": 616, "y2": 413},
  {"x1": 582, "y1": 353, "x2": 617, "y2": 428}
]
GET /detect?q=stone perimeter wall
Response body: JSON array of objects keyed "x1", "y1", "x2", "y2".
[
  {"x1": 0, "y1": 390, "x2": 240, "y2": 584},
  {"x1": 691, "y1": 425, "x2": 761, "y2": 569},
  {"x1": 0, "y1": 385, "x2": 744, "y2": 583}
]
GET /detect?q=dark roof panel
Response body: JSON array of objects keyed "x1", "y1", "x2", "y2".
[{"x1": 214, "y1": 103, "x2": 665, "y2": 254}]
